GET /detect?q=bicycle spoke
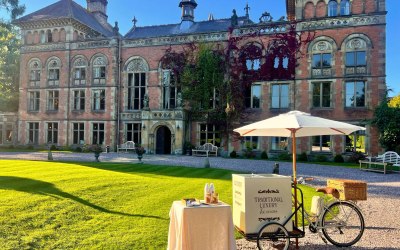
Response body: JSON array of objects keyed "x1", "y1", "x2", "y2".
[{"x1": 322, "y1": 202, "x2": 364, "y2": 247}]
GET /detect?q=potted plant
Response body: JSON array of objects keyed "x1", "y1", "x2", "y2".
[
  {"x1": 135, "y1": 144, "x2": 146, "y2": 163},
  {"x1": 184, "y1": 141, "x2": 194, "y2": 156},
  {"x1": 90, "y1": 144, "x2": 103, "y2": 162}
]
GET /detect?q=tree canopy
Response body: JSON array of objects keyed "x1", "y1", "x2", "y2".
[
  {"x1": 372, "y1": 96, "x2": 400, "y2": 153},
  {"x1": 0, "y1": 0, "x2": 24, "y2": 112}
]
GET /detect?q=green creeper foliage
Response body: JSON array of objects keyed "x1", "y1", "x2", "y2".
[{"x1": 372, "y1": 97, "x2": 400, "y2": 152}]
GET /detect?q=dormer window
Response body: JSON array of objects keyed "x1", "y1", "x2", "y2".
[
  {"x1": 340, "y1": 0, "x2": 350, "y2": 15},
  {"x1": 328, "y1": 0, "x2": 338, "y2": 17}
]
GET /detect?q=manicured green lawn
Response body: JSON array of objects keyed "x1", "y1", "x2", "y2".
[{"x1": 0, "y1": 160, "x2": 317, "y2": 249}]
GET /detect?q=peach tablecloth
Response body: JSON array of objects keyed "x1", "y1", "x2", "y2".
[{"x1": 167, "y1": 201, "x2": 236, "y2": 250}]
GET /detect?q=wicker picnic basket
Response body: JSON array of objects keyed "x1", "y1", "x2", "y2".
[{"x1": 327, "y1": 179, "x2": 367, "y2": 200}]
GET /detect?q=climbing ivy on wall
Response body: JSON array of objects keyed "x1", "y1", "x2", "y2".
[{"x1": 160, "y1": 21, "x2": 315, "y2": 145}]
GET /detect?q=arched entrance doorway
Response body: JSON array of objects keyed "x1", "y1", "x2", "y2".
[{"x1": 156, "y1": 126, "x2": 172, "y2": 154}]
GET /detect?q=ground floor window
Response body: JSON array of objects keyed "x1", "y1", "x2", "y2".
[
  {"x1": 47, "y1": 122, "x2": 58, "y2": 144},
  {"x1": 0, "y1": 123, "x2": 12, "y2": 144},
  {"x1": 345, "y1": 129, "x2": 366, "y2": 153},
  {"x1": 92, "y1": 123, "x2": 104, "y2": 145},
  {"x1": 73, "y1": 123, "x2": 85, "y2": 144},
  {"x1": 28, "y1": 122, "x2": 39, "y2": 144},
  {"x1": 199, "y1": 124, "x2": 221, "y2": 147},
  {"x1": 126, "y1": 123, "x2": 141, "y2": 144},
  {"x1": 244, "y1": 136, "x2": 259, "y2": 150},
  {"x1": 271, "y1": 84, "x2": 289, "y2": 109},
  {"x1": 311, "y1": 135, "x2": 331, "y2": 152},
  {"x1": 271, "y1": 137, "x2": 288, "y2": 151}
]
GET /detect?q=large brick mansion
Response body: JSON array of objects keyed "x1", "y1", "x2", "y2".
[{"x1": 6, "y1": 0, "x2": 386, "y2": 156}]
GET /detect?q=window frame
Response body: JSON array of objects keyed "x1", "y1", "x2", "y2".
[
  {"x1": 328, "y1": 0, "x2": 338, "y2": 17},
  {"x1": 312, "y1": 82, "x2": 332, "y2": 108},
  {"x1": 46, "y1": 122, "x2": 58, "y2": 144},
  {"x1": 29, "y1": 60, "x2": 41, "y2": 87},
  {"x1": 345, "y1": 81, "x2": 366, "y2": 108},
  {"x1": 128, "y1": 72, "x2": 146, "y2": 110},
  {"x1": 92, "y1": 122, "x2": 105, "y2": 145},
  {"x1": 271, "y1": 83, "x2": 290, "y2": 109},
  {"x1": 311, "y1": 135, "x2": 332, "y2": 152},
  {"x1": 73, "y1": 90, "x2": 85, "y2": 111},
  {"x1": 47, "y1": 90, "x2": 59, "y2": 111},
  {"x1": 92, "y1": 56, "x2": 107, "y2": 85},
  {"x1": 345, "y1": 129, "x2": 366, "y2": 153},
  {"x1": 73, "y1": 123, "x2": 85, "y2": 145},
  {"x1": 271, "y1": 137, "x2": 288, "y2": 151},
  {"x1": 244, "y1": 136, "x2": 259, "y2": 150},
  {"x1": 28, "y1": 91, "x2": 40, "y2": 112},
  {"x1": 28, "y1": 122, "x2": 39, "y2": 145},
  {"x1": 198, "y1": 124, "x2": 221, "y2": 147},
  {"x1": 92, "y1": 89, "x2": 106, "y2": 111},
  {"x1": 125, "y1": 123, "x2": 142, "y2": 144},
  {"x1": 47, "y1": 59, "x2": 60, "y2": 86}
]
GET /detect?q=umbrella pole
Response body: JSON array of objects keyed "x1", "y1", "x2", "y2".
[{"x1": 292, "y1": 132, "x2": 299, "y2": 249}]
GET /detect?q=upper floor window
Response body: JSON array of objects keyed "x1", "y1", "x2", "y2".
[
  {"x1": 162, "y1": 70, "x2": 180, "y2": 109},
  {"x1": 73, "y1": 57, "x2": 87, "y2": 85},
  {"x1": 47, "y1": 30, "x2": 52, "y2": 43},
  {"x1": 209, "y1": 88, "x2": 220, "y2": 109},
  {"x1": 345, "y1": 38, "x2": 367, "y2": 75},
  {"x1": 340, "y1": 0, "x2": 350, "y2": 15},
  {"x1": 245, "y1": 84, "x2": 261, "y2": 109},
  {"x1": 126, "y1": 58, "x2": 148, "y2": 110},
  {"x1": 47, "y1": 90, "x2": 59, "y2": 111},
  {"x1": 311, "y1": 41, "x2": 333, "y2": 77},
  {"x1": 73, "y1": 90, "x2": 85, "y2": 111},
  {"x1": 92, "y1": 89, "x2": 105, "y2": 111},
  {"x1": 29, "y1": 60, "x2": 41, "y2": 87},
  {"x1": 47, "y1": 58, "x2": 60, "y2": 86},
  {"x1": 312, "y1": 82, "x2": 331, "y2": 108},
  {"x1": 328, "y1": 0, "x2": 338, "y2": 16},
  {"x1": 92, "y1": 56, "x2": 106, "y2": 85},
  {"x1": 345, "y1": 81, "x2": 365, "y2": 108},
  {"x1": 271, "y1": 84, "x2": 289, "y2": 109},
  {"x1": 28, "y1": 91, "x2": 40, "y2": 111}
]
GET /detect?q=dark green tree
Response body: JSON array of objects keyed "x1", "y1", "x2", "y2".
[
  {"x1": 0, "y1": 0, "x2": 25, "y2": 111},
  {"x1": 372, "y1": 96, "x2": 400, "y2": 153}
]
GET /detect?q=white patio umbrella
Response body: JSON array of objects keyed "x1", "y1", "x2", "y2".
[
  {"x1": 233, "y1": 110, "x2": 366, "y2": 238},
  {"x1": 234, "y1": 110, "x2": 365, "y2": 182}
]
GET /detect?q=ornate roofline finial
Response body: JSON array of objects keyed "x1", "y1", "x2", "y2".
[
  {"x1": 244, "y1": 2, "x2": 250, "y2": 19},
  {"x1": 132, "y1": 16, "x2": 137, "y2": 28}
]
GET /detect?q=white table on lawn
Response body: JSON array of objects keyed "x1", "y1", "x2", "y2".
[{"x1": 167, "y1": 201, "x2": 236, "y2": 250}]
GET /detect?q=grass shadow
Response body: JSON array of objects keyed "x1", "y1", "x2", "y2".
[{"x1": 0, "y1": 176, "x2": 165, "y2": 220}]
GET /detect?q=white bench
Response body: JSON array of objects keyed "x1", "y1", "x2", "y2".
[
  {"x1": 117, "y1": 141, "x2": 135, "y2": 153},
  {"x1": 360, "y1": 151, "x2": 400, "y2": 174},
  {"x1": 192, "y1": 143, "x2": 218, "y2": 157}
]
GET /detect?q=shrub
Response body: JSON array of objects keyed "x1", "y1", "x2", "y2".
[
  {"x1": 314, "y1": 155, "x2": 328, "y2": 162},
  {"x1": 243, "y1": 148, "x2": 256, "y2": 159},
  {"x1": 27, "y1": 145, "x2": 34, "y2": 150},
  {"x1": 346, "y1": 152, "x2": 366, "y2": 163},
  {"x1": 50, "y1": 145, "x2": 57, "y2": 151},
  {"x1": 261, "y1": 151, "x2": 268, "y2": 160},
  {"x1": 297, "y1": 152, "x2": 308, "y2": 162},
  {"x1": 230, "y1": 150, "x2": 237, "y2": 158},
  {"x1": 334, "y1": 154, "x2": 344, "y2": 163},
  {"x1": 277, "y1": 153, "x2": 291, "y2": 161},
  {"x1": 75, "y1": 147, "x2": 82, "y2": 153}
]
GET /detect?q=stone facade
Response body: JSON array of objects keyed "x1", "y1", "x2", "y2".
[{"x1": 14, "y1": 0, "x2": 386, "y2": 156}]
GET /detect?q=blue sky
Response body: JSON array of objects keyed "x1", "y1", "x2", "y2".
[{"x1": 7, "y1": 0, "x2": 400, "y2": 96}]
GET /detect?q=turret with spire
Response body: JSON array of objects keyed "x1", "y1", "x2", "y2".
[
  {"x1": 87, "y1": 0, "x2": 108, "y2": 24},
  {"x1": 179, "y1": 0, "x2": 197, "y2": 31}
]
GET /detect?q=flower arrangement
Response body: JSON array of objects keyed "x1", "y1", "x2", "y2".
[
  {"x1": 90, "y1": 144, "x2": 103, "y2": 154},
  {"x1": 135, "y1": 145, "x2": 146, "y2": 155}
]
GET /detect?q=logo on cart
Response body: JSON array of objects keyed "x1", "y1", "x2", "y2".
[
  {"x1": 258, "y1": 189, "x2": 280, "y2": 194},
  {"x1": 258, "y1": 217, "x2": 280, "y2": 222}
]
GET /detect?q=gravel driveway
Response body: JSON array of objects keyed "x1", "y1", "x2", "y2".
[{"x1": 0, "y1": 152, "x2": 399, "y2": 249}]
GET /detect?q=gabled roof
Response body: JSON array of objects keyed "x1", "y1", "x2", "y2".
[
  {"x1": 14, "y1": 0, "x2": 114, "y2": 37},
  {"x1": 125, "y1": 17, "x2": 250, "y2": 39}
]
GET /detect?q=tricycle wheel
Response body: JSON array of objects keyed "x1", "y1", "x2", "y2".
[{"x1": 257, "y1": 222, "x2": 290, "y2": 250}]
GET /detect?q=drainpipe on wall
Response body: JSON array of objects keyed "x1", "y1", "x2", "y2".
[
  {"x1": 66, "y1": 32, "x2": 71, "y2": 146},
  {"x1": 116, "y1": 37, "x2": 122, "y2": 151}
]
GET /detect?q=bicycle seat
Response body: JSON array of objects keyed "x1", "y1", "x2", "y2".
[{"x1": 316, "y1": 187, "x2": 340, "y2": 199}]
